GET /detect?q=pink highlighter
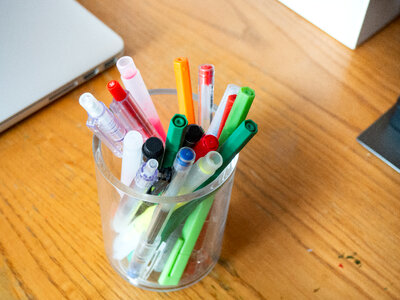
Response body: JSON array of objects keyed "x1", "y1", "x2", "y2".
[
  {"x1": 116, "y1": 56, "x2": 167, "y2": 141},
  {"x1": 107, "y1": 80, "x2": 161, "y2": 141}
]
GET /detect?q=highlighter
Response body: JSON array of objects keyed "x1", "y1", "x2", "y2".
[
  {"x1": 174, "y1": 57, "x2": 195, "y2": 124},
  {"x1": 162, "y1": 114, "x2": 188, "y2": 169}
]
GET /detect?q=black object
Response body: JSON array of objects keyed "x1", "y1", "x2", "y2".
[
  {"x1": 182, "y1": 124, "x2": 204, "y2": 148},
  {"x1": 142, "y1": 137, "x2": 164, "y2": 165},
  {"x1": 357, "y1": 96, "x2": 400, "y2": 173},
  {"x1": 148, "y1": 167, "x2": 173, "y2": 195}
]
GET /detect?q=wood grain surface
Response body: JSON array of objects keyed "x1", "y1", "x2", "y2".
[{"x1": 1, "y1": 0, "x2": 399, "y2": 298}]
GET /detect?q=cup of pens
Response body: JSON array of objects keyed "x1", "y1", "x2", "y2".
[{"x1": 80, "y1": 56, "x2": 258, "y2": 291}]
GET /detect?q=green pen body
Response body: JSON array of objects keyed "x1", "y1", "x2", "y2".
[
  {"x1": 162, "y1": 114, "x2": 188, "y2": 168},
  {"x1": 218, "y1": 87, "x2": 255, "y2": 144},
  {"x1": 158, "y1": 120, "x2": 258, "y2": 285}
]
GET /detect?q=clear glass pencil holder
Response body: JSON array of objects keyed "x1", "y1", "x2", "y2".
[{"x1": 92, "y1": 89, "x2": 238, "y2": 291}]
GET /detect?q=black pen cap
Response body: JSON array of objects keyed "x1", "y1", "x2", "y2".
[
  {"x1": 182, "y1": 124, "x2": 205, "y2": 148},
  {"x1": 142, "y1": 137, "x2": 164, "y2": 164}
]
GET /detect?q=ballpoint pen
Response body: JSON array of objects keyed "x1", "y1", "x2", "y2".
[
  {"x1": 182, "y1": 124, "x2": 204, "y2": 148},
  {"x1": 107, "y1": 80, "x2": 161, "y2": 141},
  {"x1": 207, "y1": 84, "x2": 240, "y2": 137},
  {"x1": 161, "y1": 114, "x2": 188, "y2": 169},
  {"x1": 142, "y1": 137, "x2": 164, "y2": 165},
  {"x1": 79, "y1": 92, "x2": 126, "y2": 157},
  {"x1": 158, "y1": 120, "x2": 258, "y2": 286},
  {"x1": 198, "y1": 64, "x2": 214, "y2": 131},
  {"x1": 112, "y1": 159, "x2": 159, "y2": 233},
  {"x1": 121, "y1": 130, "x2": 143, "y2": 186},
  {"x1": 192, "y1": 134, "x2": 219, "y2": 162},
  {"x1": 217, "y1": 94, "x2": 236, "y2": 138},
  {"x1": 116, "y1": 56, "x2": 167, "y2": 140},
  {"x1": 218, "y1": 87, "x2": 255, "y2": 144},
  {"x1": 174, "y1": 57, "x2": 195, "y2": 124},
  {"x1": 127, "y1": 147, "x2": 195, "y2": 279}
]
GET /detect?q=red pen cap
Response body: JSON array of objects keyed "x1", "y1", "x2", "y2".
[
  {"x1": 198, "y1": 64, "x2": 214, "y2": 85},
  {"x1": 193, "y1": 134, "x2": 219, "y2": 161},
  {"x1": 217, "y1": 94, "x2": 237, "y2": 138},
  {"x1": 107, "y1": 80, "x2": 127, "y2": 101}
]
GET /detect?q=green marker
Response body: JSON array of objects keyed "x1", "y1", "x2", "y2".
[
  {"x1": 218, "y1": 87, "x2": 255, "y2": 144},
  {"x1": 158, "y1": 120, "x2": 258, "y2": 285},
  {"x1": 162, "y1": 114, "x2": 188, "y2": 168}
]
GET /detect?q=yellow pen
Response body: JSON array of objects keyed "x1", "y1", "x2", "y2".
[{"x1": 174, "y1": 57, "x2": 195, "y2": 124}]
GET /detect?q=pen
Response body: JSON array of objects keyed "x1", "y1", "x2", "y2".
[
  {"x1": 198, "y1": 64, "x2": 214, "y2": 130},
  {"x1": 207, "y1": 84, "x2": 240, "y2": 137},
  {"x1": 174, "y1": 57, "x2": 195, "y2": 124},
  {"x1": 158, "y1": 119, "x2": 258, "y2": 285},
  {"x1": 217, "y1": 94, "x2": 236, "y2": 138},
  {"x1": 192, "y1": 134, "x2": 219, "y2": 162},
  {"x1": 112, "y1": 159, "x2": 159, "y2": 233},
  {"x1": 116, "y1": 56, "x2": 167, "y2": 140},
  {"x1": 142, "y1": 137, "x2": 164, "y2": 166},
  {"x1": 182, "y1": 124, "x2": 204, "y2": 148},
  {"x1": 79, "y1": 92, "x2": 126, "y2": 157},
  {"x1": 107, "y1": 80, "x2": 161, "y2": 141},
  {"x1": 218, "y1": 87, "x2": 255, "y2": 144},
  {"x1": 127, "y1": 147, "x2": 195, "y2": 279},
  {"x1": 161, "y1": 114, "x2": 188, "y2": 169},
  {"x1": 121, "y1": 130, "x2": 143, "y2": 186}
]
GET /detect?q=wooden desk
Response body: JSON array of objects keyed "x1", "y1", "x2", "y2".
[{"x1": 1, "y1": 0, "x2": 399, "y2": 298}]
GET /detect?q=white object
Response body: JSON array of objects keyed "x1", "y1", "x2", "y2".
[
  {"x1": 116, "y1": 56, "x2": 167, "y2": 140},
  {"x1": 121, "y1": 131, "x2": 143, "y2": 186},
  {"x1": 179, "y1": 151, "x2": 223, "y2": 195},
  {"x1": 207, "y1": 84, "x2": 240, "y2": 137},
  {"x1": 277, "y1": 0, "x2": 400, "y2": 49},
  {"x1": 0, "y1": 0, "x2": 124, "y2": 132}
]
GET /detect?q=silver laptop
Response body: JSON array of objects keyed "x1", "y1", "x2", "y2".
[{"x1": 0, "y1": 0, "x2": 124, "y2": 132}]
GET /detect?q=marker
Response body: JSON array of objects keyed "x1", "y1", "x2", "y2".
[
  {"x1": 127, "y1": 148, "x2": 195, "y2": 279},
  {"x1": 107, "y1": 80, "x2": 161, "y2": 141},
  {"x1": 192, "y1": 134, "x2": 219, "y2": 162},
  {"x1": 198, "y1": 64, "x2": 214, "y2": 130},
  {"x1": 158, "y1": 120, "x2": 258, "y2": 285},
  {"x1": 162, "y1": 114, "x2": 188, "y2": 169},
  {"x1": 121, "y1": 130, "x2": 143, "y2": 186},
  {"x1": 207, "y1": 84, "x2": 240, "y2": 137},
  {"x1": 217, "y1": 94, "x2": 236, "y2": 138},
  {"x1": 218, "y1": 87, "x2": 255, "y2": 144},
  {"x1": 174, "y1": 57, "x2": 195, "y2": 124},
  {"x1": 79, "y1": 92, "x2": 126, "y2": 157},
  {"x1": 116, "y1": 56, "x2": 167, "y2": 140},
  {"x1": 142, "y1": 137, "x2": 164, "y2": 165},
  {"x1": 182, "y1": 124, "x2": 204, "y2": 148}
]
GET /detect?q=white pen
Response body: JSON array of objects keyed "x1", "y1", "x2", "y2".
[
  {"x1": 206, "y1": 84, "x2": 240, "y2": 137},
  {"x1": 121, "y1": 130, "x2": 143, "y2": 186}
]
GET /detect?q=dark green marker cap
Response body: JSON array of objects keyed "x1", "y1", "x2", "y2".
[{"x1": 161, "y1": 114, "x2": 188, "y2": 168}]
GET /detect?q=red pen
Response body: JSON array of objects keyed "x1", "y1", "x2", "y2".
[
  {"x1": 107, "y1": 80, "x2": 161, "y2": 141},
  {"x1": 217, "y1": 94, "x2": 236, "y2": 138},
  {"x1": 192, "y1": 134, "x2": 219, "y2": 162}
]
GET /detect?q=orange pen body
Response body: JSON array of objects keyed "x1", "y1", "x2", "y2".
[{"x1": 174, "y1": 57, "x2": 196, "y2": 124}]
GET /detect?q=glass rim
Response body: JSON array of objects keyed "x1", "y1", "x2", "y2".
[{"x1": 91, "y1": 88, "x2": 238, "y2": 204}]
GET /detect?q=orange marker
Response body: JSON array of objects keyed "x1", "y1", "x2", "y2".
[{"x1": 173, "y1": 57, "x2": 195, "y2": 124}]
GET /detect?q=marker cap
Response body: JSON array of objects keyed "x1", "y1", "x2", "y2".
[
  {"x1": 79, "y1": 93, "x2": 104, "y2": 118},
  {"x1": 107, "y1": 80, "x2": 127, "y2": 101},
  {"x1": 142, "y1": 137, "x2": 164, "y2": 164},
  {"x1": 116, "y1": 56, "x2": 138, "y2": 79},
  {"x1": 182, "y1": 124, "x2": 204, "y2": 148},
  {"x1": 192, "y1": 134, "x2": 219, "y2": 161}
]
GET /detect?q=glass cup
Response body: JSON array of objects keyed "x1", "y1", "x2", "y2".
[{"x1": 92, "y1": 89, "x2": 238, "y2": 291}]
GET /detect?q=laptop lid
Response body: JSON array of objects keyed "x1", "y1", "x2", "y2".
[{"x1": 0, "y1": 0, "x2": 124, "y2": 132}]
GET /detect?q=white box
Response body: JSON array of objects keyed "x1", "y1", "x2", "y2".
[{"x1": 277, "y1": 0, "x2": 400, "y2": 49}]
